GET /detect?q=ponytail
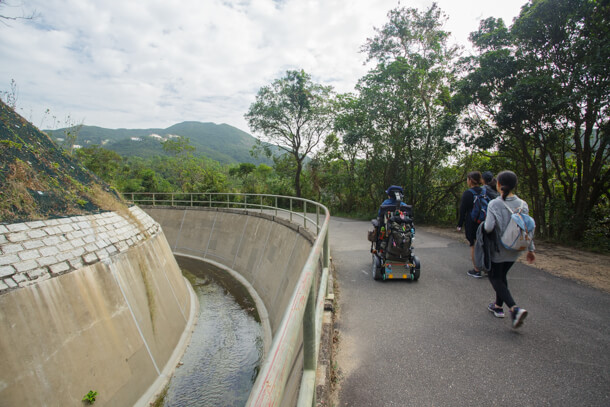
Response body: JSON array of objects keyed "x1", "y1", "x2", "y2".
[{"x1": 497, "y1": 170, "x2": 518, "y2": 200}]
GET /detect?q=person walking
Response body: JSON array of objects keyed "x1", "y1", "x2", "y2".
[
  {"x1": 482, "y1": 171, "x2": 499, "y2": 200},
  {"x1": 484, "y1": 170, "x2": 535, "y2": 329},
  {"x1": 457, "y1": 171, "x2": 485, "y2": 278}
]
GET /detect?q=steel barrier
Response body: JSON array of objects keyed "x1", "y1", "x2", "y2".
[{"x1": 124, "y1": 192, "x2": 331, "y2": 407}]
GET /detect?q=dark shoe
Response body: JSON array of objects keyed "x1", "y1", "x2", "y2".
[
  {"x1": 488, "y1": 303, "x2": 505, "y2": 318},
  {"x1": 511, "y1": 307, "x2": 528, "y2": 329},
  {"x1": 467, "y1": 269, "x2": 483, "y2": 278}
]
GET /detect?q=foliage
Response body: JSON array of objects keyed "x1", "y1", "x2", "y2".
[
  {"x1": 161, "y1": 136, "x2": 195, "y2": 157},
  {"x1": 82, "y1": 390, "x2": 98, "y2": 404},
  {"x1": 315, "y1": 3, "x2": 461, "y2": 220},
  {"x1": 75, "y1": 145, "x2": 122, "y2": 183},
  {"x1": 458, "y1": 0, "x2": 610, "y2": 242},
  {"x1": 245, "y1": 69, "x2": 335, "y2": 197},
  {"x1": 0, "y1": 79, "x2": 17, "y2": 108}
]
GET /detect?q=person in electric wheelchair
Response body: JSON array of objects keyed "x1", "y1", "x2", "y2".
[{"x1": 368, "y1": 186, "x2": 421, "y2": 281}]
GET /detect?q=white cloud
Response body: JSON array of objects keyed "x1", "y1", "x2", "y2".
[{"x1": 0, "y1": 0, "x2": 523, "y2": 133}]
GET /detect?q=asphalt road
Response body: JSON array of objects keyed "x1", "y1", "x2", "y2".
[{"x1": 330, "y1": 216, "x2": 610, "y2": 407}]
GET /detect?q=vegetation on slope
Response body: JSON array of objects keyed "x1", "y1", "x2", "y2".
[{"x1": 0, "y1": 100, "x2": 125, "y2": 223}]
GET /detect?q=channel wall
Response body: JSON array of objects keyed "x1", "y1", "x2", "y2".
[
  {"x1": 0, "y1": 206, "x2": 196, "y2": 407},
  {"x1": 143, "y1": 206, "x2": 321, "y2": 407}
]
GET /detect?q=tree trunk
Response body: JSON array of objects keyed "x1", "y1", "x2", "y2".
[{"x1": 295, "y1": 159, "x2": 302, "y2": 198}]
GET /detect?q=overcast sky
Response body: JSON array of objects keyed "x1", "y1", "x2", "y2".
[{"x1": 1, "y1": 0, "x2": 524, "y2": 134}]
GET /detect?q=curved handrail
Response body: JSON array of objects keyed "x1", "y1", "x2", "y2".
[{"x1": 124, "y1": 192, "x2": 331, "y2": 406}]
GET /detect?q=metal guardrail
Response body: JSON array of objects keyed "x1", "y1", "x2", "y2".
[{"x1": 124, "y1": 192, "x2": 331, "y2": 407}]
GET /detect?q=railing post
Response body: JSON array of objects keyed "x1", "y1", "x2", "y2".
[
  {"x1": 260, "y1": 195, "x2": 263, "y2": 213},
  {"x1": 316, "y1": 206, "x2": 320, "y2": 236},
  {"x1": 191, "y1": 194, "x2": 193, "y2": 207},
  {"x1": 304, "y1": 202, "x2": 307, "y2": 229},
  {"x1": 227, "y1": 194, "x2": 230, "y2": 208},
  {"x1": 290, "y1": 198, "x2": 293, "y2": 222},
  {"x1": 299, "y1": 278, "x2": 317, "y2": 407},
  {"x1": 275, "y1": 196, "x2": 278, "y2": 216},
  {"x1": 171, "y1": 193, "x2": 174, "y2": 207},
  {"x1": 152, "y1": 193, "x2": 156, "y2": 206}
]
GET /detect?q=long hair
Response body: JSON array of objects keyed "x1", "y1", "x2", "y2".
[{"x1": 497, "y1": 170, "x2": 518, "y2": 200}]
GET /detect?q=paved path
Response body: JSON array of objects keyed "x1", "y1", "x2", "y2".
[{"x1": 330, "y1": 217, "x2": 610, "y2": 407}]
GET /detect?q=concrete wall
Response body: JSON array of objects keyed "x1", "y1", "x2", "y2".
[
  {"x1": 0, "y1": 207, "x2": 195, "y2": 407},
  {"x1": 143, "y1": 206, "x2": 320, "y2": 406},
  {"x1": 145, "y1": 207, "x2": 317, "y2": 334}
]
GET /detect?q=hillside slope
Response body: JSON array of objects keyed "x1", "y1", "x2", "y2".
[
  {"x1": 46, "y1": 121, "x2": 273, "y2": 165},
  {"x1": 0, "y1": 100, "x2": 125, "y2": 223}
]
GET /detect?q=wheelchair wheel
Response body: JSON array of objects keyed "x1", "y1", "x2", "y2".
[
  {"x1": 411, "y1": 255, "x2": 421, "y2": 281},
  {"x1": 372, "y1": 254, "x2": 383, "y2": 281}
]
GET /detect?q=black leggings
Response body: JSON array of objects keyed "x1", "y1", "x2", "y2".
[{"x1": 489, "y1": 261, "x2": 516, "y2": 309}]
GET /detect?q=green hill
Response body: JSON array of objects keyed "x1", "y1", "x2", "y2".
[{"x1": 45, "y1": 122, "x2": 273, "y2": 165}]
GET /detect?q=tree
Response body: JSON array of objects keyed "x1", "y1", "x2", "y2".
[
  {"x1": 245, "y1": 69, "x2": 335, "y2": 197},
  {"x1": 75, "y1": 145, "x2": 123, "y2": 183},
  {"x1": 353, "y1": 3, "x2": 460, "y2": 214},
  {"x1": 460, "y1": 0, "x2": 610, "y2": 241},
  {"x1": 161, "y1": 136, "x2": 195, "y2": 157}
]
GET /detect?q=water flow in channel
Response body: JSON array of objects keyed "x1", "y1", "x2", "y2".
[{"x1": 162, "y1": 260, "x2": 264, "y2": 407}]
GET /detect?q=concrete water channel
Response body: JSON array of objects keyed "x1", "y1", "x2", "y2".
[
  {"x1": 139, "y1": 193, "x2": 333, "y2": 406},
  {"x1": 161, "y1": 256, "x2": 264, "y2": 407},
  {"x1": 0, "y1": 194, "x2": 332, "y2": 407}
]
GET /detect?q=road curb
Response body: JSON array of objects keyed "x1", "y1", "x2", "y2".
[{"x1": 315, "y1": 260, "x2": 335, "y2": 406}]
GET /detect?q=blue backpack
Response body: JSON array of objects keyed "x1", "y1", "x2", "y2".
[{"x1": 469, "y1": 188, "x2": 490, "y2": 224}]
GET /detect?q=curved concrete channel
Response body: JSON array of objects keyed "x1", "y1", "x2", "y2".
[
  {"x1": 0, "y1": 204, "x2": 327, "y2": 406},
  {"x1": 143, "y1": 206, "x2": 322, "y2": 406}
]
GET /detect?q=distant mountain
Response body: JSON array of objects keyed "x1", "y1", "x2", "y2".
[{"x1": 45, "y1": 121, "x2": 274, "y2": 165}]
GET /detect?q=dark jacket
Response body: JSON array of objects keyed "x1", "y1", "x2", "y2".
[
  {"x1": 483, "y1": 185, "x2": 499, "y2": 200},
  {"x1": 458, "y1": 186, "x2": 482, "y2": 243},
  {"x1": 474, "y1": 222, "x2": 500, "y2": 272}
]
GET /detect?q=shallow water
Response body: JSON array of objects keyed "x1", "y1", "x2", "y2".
[{"x1": 162, "y1": 260, "x2": 263, "y2": 407}]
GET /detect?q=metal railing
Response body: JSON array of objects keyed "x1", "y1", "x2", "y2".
[{"x1": 124, "y1": 192, "x2": 331, "y2": 407}]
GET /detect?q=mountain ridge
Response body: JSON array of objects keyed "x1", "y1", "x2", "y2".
[{"x1": 45, "y1": 121, "x2": 272, "y2": 165}]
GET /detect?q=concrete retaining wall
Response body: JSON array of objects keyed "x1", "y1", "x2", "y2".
[
  {"x1": 143, "y1": 206, "x2": 320, "y2": 406},
  {"x1": 0, "y1": 207, "x2": 159, "y2": 292},
  {"x1": 0, "y1": 207, "x2": 195, "y2": 407}
]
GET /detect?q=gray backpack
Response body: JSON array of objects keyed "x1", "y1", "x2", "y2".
[{"x1": 500, "y1": 200, "x2": 535, "y2": 251}]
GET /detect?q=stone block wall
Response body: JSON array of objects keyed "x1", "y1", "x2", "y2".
[{"x1": 0, "y1": 206, "x2": 159, "y2": 293}]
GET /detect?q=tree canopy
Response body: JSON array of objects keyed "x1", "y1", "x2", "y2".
[{"x1": 245, "y1": 69, "x2": 335, "y2": 197}]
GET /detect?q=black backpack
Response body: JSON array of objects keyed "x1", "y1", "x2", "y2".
[
  {"x1": 469, "y1": 188, "x2": 490, "y2": 224},
  {"x1": 385, "y1": 217, "x2": 412, "y2": 259}
]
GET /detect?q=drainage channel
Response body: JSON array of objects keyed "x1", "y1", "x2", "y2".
[{"x1": 159, "y1": 256, "x2": 264, "y2": 407}]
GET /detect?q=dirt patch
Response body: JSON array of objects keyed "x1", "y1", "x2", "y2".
[{"x1": 421, "y1": 226, "x2": 610, "y2": 294}]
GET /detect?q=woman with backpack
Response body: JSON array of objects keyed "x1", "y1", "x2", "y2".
[
  {"x1": 484, "y1": 170, "x2": 535, "y2": 329},
  {"x1": 457, "y1": 171, "x2": 485, "y2": 278}
]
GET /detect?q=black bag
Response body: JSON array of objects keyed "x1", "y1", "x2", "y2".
[{"x1": 385, "y1": 219, "x2": 412, "y2": 259}]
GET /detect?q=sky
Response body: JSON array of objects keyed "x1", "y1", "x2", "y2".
[{"x1": 1, "y1": 0, "x2": 524, "y2": 134}]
